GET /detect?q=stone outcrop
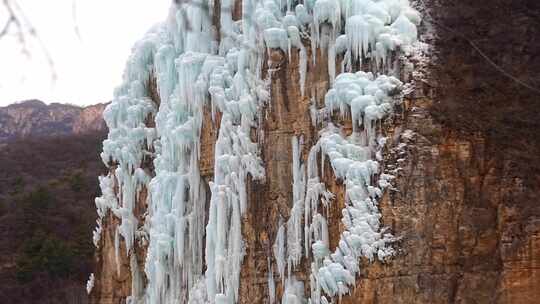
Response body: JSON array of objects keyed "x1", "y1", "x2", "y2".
[
  {"x1": 90, "y1": 0, "x2": 540, "y2": 303},
  {"x1": 73, "y1": 103, "x2": 108, "y2": 135},
  {"x1": 0, "y1": 100, "x2": 107, "y2": 142}
]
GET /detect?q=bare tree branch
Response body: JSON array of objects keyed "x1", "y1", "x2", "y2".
[
  {"x1": 0, "y1": 14, "x2": 14, "y2": 38},
  {"x1": 72, "y1": 0, "x2": 81, "y2": 40},
  {"x1": 1, "y1": 0, "x2": 56, "y2": 80}
]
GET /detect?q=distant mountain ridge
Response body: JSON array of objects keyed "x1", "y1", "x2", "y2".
[{"x1": 0, "y1": 100, "x2": 107, "y2": 142}]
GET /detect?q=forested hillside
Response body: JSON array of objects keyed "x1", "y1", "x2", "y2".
[{"x1": 0, "y1": 131, "x2": 106, "y2": 303}]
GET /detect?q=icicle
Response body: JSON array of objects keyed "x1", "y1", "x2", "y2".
[
  {"x1": 287, "y1": 135, "x2": 306, "y2": 269},
  {"x1": 328, "y1": 38, "x2": 336, "y2": 85},
  {"x1": 287, "y1": 26, "x2": 307, "y2": 96},
  {"x1": 273, "y1": 220, "x2": 286, "y2": 284},
  {"x1": 313, "y1": 0, "x2": 341, "y2": 46}
]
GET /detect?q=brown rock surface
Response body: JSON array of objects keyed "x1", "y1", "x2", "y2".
[
  {"x1": 73, "y1": 103, "x2": 108, "y2": 135},
  {"x1": 0, "y1": 100, "x2": 107, "y2": 142}
]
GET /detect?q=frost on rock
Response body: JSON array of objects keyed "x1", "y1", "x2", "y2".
[
  {"x1": 93, "y1": 174, "x2": 118, "y2": 247},
  {"x1": 311, "y1": 123, "x2": 397, "y2": 299},
  {"x1": 87, "y1": 273, "x2": 95, "y2": 295},
  {"x1": 92, "y1": 0, "x2": 421, "y2": 303},
  {"x1": 259, "y1": 0, "x2": 419, "y2": 303}
]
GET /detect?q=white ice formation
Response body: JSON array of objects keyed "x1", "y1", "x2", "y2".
[
  {"x1": 92, "y1": 0, "x2": 421, "y2": 303},
  {"x1": 87, "y1": 273, "x2": 95, "y2": 295}
]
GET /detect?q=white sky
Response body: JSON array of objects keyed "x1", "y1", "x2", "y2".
[{"x1": 0, "y1": 0, "x2": 171, "y2": 106}]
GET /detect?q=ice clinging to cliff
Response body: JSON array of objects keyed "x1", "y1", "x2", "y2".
[
  {"x1": 92, "y1": 0, "x2": 420, "y2": 303},
  {"x1": 94, "y1": 0, "x2": 268, "y2": 302}
]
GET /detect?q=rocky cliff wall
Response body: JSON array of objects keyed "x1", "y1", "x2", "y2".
[
  {"x1": 90, "y1": 1, "x2": 540, "y2": 303},
  {"x1": 0, "y1": 100, "x2": 106, "y2": 142}
]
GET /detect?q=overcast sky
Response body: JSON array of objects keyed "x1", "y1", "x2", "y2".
[{"x1": 0, "y1": 0, "x2": 171, "y2": 106}]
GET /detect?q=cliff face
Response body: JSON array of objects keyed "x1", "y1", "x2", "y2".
[
  {"x1": 0, "y1": 100, "x2": 107, "y2": 142},
  {"x1": 90, "y1": 0, "x2": 540, "y2": 303},
  {"x1": 347, "y1": 98, "x2": 540, "y2": 303},
  {"x1": 73, "y1": 103, "x2": 108, "y2": 135}
]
